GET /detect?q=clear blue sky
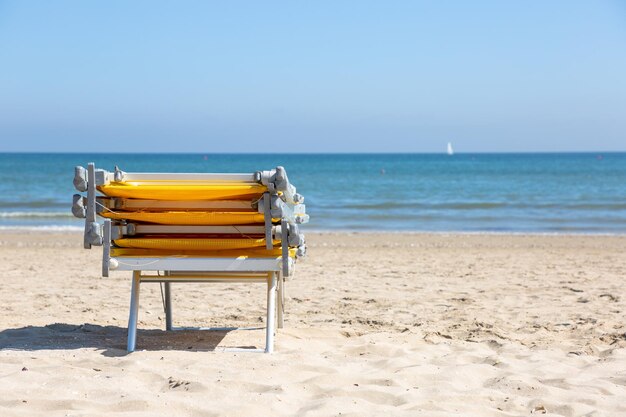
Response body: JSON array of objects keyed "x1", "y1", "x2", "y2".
[{"x1": 0, "y1": 1, "x2": 625, "y2": 153}]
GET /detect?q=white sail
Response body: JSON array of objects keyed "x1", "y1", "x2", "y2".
[{"x1": 447, "y1": 142, "x2": 454, "y2": 155}]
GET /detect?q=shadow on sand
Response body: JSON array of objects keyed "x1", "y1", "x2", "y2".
[{"x1": 0, "y1": 323, "x2": 258, "y2": 356}]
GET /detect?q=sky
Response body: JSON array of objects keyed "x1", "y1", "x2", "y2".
[{"x1": 0, "y1": 1, "x2": 625, "y2": 153}]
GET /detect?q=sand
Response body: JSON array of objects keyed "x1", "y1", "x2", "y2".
[{"x1": 0, "y1": 231, "x2": 625, "y2": 416}]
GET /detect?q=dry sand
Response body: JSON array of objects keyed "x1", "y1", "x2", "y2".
[{"x1": 0, "y1": 232, "x2": 625, "y2": 416}]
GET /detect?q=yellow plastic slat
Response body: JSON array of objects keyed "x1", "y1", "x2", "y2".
[
  {"x1": 100, "y1": 211, "x2": 265, "y2": 225},
  {"x1": 98, "y1": 182, "x2": 267, "y2": 201},
  {"x1": 114, "y1": 237, "x2": 275, "y2": 251},
  {"x1": 110, "y1": 247, "x2": 296, "y2": 258}
]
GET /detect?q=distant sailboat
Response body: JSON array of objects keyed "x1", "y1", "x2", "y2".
[{"x1": 447, "y1": 142, "x2": 454, "y2": 156}]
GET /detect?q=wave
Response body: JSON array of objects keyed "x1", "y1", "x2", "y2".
[
  {"x1": 0, "y1": 225, "x2": 83, "y2": 232},
  {"x1": 339, "y1": 202, "x2": 509, "y2": 210},
  {"x1": 0, "y1": 211, "x2": 74, "y2": 218},
  {"x1": 0, "y1": 200, "x2": 68, "y2": 209},
  {"x1": 550, "y1": 203, "x2": 626, "y2": 211},
  {"x1": 335, "y1": 201, "x2": 626, "y2": 211}
]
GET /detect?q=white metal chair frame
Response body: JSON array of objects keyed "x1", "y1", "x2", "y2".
[{"x1": 127, "y1": 270, "x2": 285, "y2": 353}]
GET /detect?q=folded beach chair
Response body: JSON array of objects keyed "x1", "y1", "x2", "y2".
[{"x1": 72, "y1": 163, "x2": 308, "y2": 353}]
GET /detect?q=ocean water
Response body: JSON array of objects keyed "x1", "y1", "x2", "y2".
[{"x1": 0, "y1": 152, "x2": 625, "y2": 233}]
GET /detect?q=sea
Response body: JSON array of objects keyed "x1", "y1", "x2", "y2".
[{"x1": 0, "y1": 152, "x2": 625, "y2": 234}]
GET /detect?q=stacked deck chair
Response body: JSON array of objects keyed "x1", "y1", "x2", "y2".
[{"x1": 72, "y1": 163, "x2": 308, "y2": 353}]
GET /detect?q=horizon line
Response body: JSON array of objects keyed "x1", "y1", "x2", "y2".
[{"x1": 0, "y1": 150, "x2": 624, "y2": 155}]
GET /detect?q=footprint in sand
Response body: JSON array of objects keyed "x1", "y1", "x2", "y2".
[{"x1": 166, "y1": 377, "x2": 195, "y2": 392}]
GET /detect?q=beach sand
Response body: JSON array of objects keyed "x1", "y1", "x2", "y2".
[{"x1": 0, "y1": 232, "x2": 625, "y2": 416}]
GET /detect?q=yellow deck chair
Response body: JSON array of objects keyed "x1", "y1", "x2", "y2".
[{"x1": 72, "y1": 163, "x2": 308, "y2": 353}]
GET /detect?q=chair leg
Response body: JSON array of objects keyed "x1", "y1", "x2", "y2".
[
  {"x1": 164, "y1": 281, "x2": 173, "y2": 331},
  {"x1": 127, "y1": 271, "x2": 141, "y2": 352},
  {"x1": 277, "y1": 271, "x2": 285, "y2": 329},
  {"x1": 265, "y1": 272, "x2": 277, "y2": 353}
]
